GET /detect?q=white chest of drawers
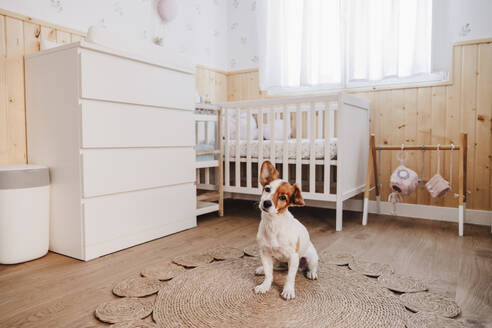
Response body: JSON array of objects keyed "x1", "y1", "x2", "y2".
[{"x1": 25, "y1": 41, "x2": 197, "y2": 261}]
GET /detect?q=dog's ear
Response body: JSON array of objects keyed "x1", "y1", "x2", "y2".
[
  {"x1": 290, "y1": 184, "x2": 305, "y2": 207},
  {"x1": 260, "y1": 161, "x2": 279, "y2": 186}
]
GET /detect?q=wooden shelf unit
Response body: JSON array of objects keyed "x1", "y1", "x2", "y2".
[{"x1": 195, "y1": 103, "x2": 224, "y2": 216}]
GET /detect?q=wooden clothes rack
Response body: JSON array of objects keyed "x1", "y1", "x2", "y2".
[{"x1": 362, "y1": 133, "x2": 468, "y2": 236}]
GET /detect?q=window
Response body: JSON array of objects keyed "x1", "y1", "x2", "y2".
[{"x1": 257, "y1": 0, "x2": 437, "y2": 92}]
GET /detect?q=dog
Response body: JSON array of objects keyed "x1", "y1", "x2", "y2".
[{"x1": 254, "y1": 161, "x2": 319, "y2": 300}]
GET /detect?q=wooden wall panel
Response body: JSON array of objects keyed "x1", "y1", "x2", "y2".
[
  {"x1": 0, "y1": 10, "x2": 85, "y2": 164},
  {"x1": 195, "y1": 65, "x2": 228, "y2": 103},
  {"x1": 476, "y1": 43, "x2": 492, "y2": 211},
  {"x1": 460, "y1": 45, "x2": 478, "y2": 209},
  {"x1": 416, "y1": 88, "x2": 433, "y2": 205},
  {"x1": 23, "y1": 22, "x2": 40, "y2": 54},
  {"x1": 216, "y1": 39, "x2": 492, "y2": 210},
  {"x1": 0, "y1": 15, "x2": 7, "y2": 164},
  {"x1": 5, "y1": 17, "x2": 26, "y2": 164}
]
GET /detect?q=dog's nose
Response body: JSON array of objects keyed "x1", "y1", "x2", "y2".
[{"x1": 263, "y1": 200, "x2": 272, "y2": 208}]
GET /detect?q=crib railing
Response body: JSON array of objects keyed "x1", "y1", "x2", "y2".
[{"x1": 218, "y1": 94, "x2": 340, "y2": 200}]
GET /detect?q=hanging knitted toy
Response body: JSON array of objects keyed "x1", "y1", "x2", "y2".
[
  {"x1": 388, "y1": 145, "x2": 418, "y2": 214},
  {"x1": 426, "y1": 144, "x2": 451, "y2": 198},
  {"x1": 390, "y1": 146, "x2": 419, "y2": 196}
]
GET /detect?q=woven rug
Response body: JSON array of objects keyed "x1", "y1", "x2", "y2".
[
  {"x1": 207, "y1": 246, "x2": 244, "y2": 260},
  {"x1": 96, "y1": 249, "x2": 464, "y2": 327},
  {"x1": 153, "y1": 257, "x2": 408, "y2": 328}
]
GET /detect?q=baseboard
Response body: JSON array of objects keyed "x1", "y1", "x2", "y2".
[
  {"x1": 307, "y1": 198, "x2": 491, "y2": 227},
  {"x1": 228, "y1": 192, "x2": 491, "y2": 228}
]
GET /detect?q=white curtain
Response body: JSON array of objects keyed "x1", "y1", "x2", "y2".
[
  {"x1": 257, "y1": 0, "x2": 433, "y2": 91},
  {"x1": 257, "y1": 0, "x2": 342, "y2": 92}
]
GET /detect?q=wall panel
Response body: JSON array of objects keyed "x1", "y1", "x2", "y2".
[
  {"x1": 0, "y1": 10, "x2": 85, "y2": 164},
  {"x1": 217, "y1": 39, "x2": 492, "y2": 210}
]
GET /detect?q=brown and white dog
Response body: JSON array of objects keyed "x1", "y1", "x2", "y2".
[{"x1": 254, "y1": 161, "x2": 318, "y2": 300}]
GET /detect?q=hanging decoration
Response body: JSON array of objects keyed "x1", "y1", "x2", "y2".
[{"x1": 157, "y1": 0, "x2": 178, "y2": 23}]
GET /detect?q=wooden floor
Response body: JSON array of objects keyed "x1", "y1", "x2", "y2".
[{"x1": 0, "y1": 200, "x2": 491, "y2": 328}]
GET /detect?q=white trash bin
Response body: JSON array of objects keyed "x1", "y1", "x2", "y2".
[{"x1": 0, "y1": 165, "x2": 50, "y2": 264}]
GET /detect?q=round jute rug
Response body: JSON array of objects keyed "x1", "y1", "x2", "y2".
[
  {"x1": 95, "y1": 298, "x2": 154, "y2": 324},
  {"x1": 406, "y1": 312, "x2": 466, "y2": 328},
  {"x1": 113, "y1": 276, "x2": 162, "y2": 297},
  {"x1": 319, "y1": 251, "x2": 354, "y2": 266},
  {"x1": 140, "y1": 262, "x2": 185, "y2": 281},
  {"x1": 172, "y1": 253, "x2": 214, "y2": 268},
  {"x1": 348, "y1": 259, "x2": 394, "y2": 277},
  {"x1": 378, "y1": 273, "x2": 428, "y2": 293},
  {"x1": 243, "y1": 245, "x2": 259, "y2": 257},
  {"x1": 110, "y1": 320, "x2": 158, "y2": 328},
  {"x1": 153, "y1": 257, "x2": 409, "y2": 328},
  {"x1": 208, "y1": 246, "x2": 244, "y2": 260},
  {"x1": 400, "y1": 292, "x2": 461, "y2": 318}
]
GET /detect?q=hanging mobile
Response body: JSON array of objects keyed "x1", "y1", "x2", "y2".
[
  {"x1": 426, "y1": 144, "x2": 451, "y2": 198},
  {"x1": 388, "y1": 144, "x2": 419, "y2": 214}
]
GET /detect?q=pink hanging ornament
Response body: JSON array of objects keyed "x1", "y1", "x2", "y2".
[{"x1": 157, "y1": 0, "x2": 178, "y2": 23}]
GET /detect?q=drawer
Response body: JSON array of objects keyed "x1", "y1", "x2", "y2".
[
  {"x1": 81, "y1": 100, "x2": 194, "y2": 148},
  {"x1": 83, "y1": 183, "x2": 196, "y2": 260},
  {"x1": 80, "y1": 50, "x2": 194, "y2": 110},
  {"x1": 81, "y1": 147, "x2": 195, "y2": 197}
]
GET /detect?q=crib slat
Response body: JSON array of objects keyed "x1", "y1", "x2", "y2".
[
  {"x1": 296, "y1": 105, "x2": 302, "y2": 188},
  {"x1": 329, "y1": 105, "x2": 335, "y2": 139},
  {"x1": 205, "y1": 167, "x2": 210, "y2": 185},
  {"x1": 283, "y1": 105, "x2": 289, "y2": 181},
  {"x1": 225, "y1": 108, "x2": 230, "y2": 187},
  {"x1": 270, "y1": 108, "x2": 275, "y2": 166},
  {"x1": 317, "y1": 107, "x2": 323, "y2": 139},
  {"x1": 309, "y1": 103, "x2": 316, "y2": 193},
  {"x1": 324, "y1": 102, "x2": 331, "y2": 195},
  {"x1": 235, "y1": 108, "x2": 241, "y2": 187},
  {"x1": 258, "y1": 107, "x2": 264, "y2": 189},
  {"x1": 246, "y1": 107, "x2": 252, "y2": 188}
]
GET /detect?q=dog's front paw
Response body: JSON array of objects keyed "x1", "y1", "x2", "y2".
[
  {"x1": 281, "y1": 285, "x2": 295, "y2": 300},
  {"x1": 254, "y1": 283, "x2": 270, "y2": 294},
  {"x1": 255, "y1": 266, "x2": 264, "y2": 276},
  {"x1": 306, "y1": 270, "x2": 318, "y2": 280}
]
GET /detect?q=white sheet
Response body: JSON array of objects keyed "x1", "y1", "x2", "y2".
[{"x1": 223, "y1": 138, "x2": 337, "y2": 160}]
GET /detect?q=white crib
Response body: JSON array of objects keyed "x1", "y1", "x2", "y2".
[{"x1": 197, "y1": 93, "x2": 370, "y2": 230}]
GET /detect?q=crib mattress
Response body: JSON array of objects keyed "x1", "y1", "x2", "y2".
[{"x1": 223, "y1": 138, "x2": 337, "y2": 160}]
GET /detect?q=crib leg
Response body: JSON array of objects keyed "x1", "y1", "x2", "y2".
[
  {"x1": 336, "y1": 199, "x2": 343, "y2": 231},
  {"x1": 376, "y1": 195, "x2": 381, "y2": 214}
]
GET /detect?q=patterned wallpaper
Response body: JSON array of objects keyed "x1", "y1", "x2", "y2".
[
  {"x1": 0, "y1": 0, "x2": 230, "y2": 70},
  {"x1": 227, "y1": 0, "x2": 259, "y2": 70}
]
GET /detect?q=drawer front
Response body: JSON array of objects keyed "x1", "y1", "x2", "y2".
[
  {"x1": 81, "y1": 100, "x2": 194, "y2": 148},
  {"x1": 80, "y1": 50, "x2": 194, "y2": 110},
  {"x1": 83, "y1": 183, "x2": 196, "y2": 260},
  {"x1": 81, "y1": 147, "x2": 195, "y2": 197}
]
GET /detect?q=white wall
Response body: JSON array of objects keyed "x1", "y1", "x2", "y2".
[
  {"x1": 227, "y1": 0, "x2": 258, "y2": 70},
  {"x1": 0, "y1": 0, "x2": 229, "y2": 71},
  {"x1": 433, "y1": 0, "x2": 492, "y2": 72}
]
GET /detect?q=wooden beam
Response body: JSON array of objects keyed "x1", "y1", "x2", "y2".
[
  {"x1": 376, "y1": 145, "x2": 461, "y2": 151},
  {"x1": 459, "y1": 133, "x2": 468, "y2": 204},
  {"x1": 196, "y1": 149, "x2": 221, "y2": 156}
]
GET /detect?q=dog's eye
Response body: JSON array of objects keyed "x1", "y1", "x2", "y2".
[
  {"x1": 265, "y1": 187, "x2": 271, "y2": 193},
  {"x1": 279, "y1": 195, "x2": 286, "y2": 201}
]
